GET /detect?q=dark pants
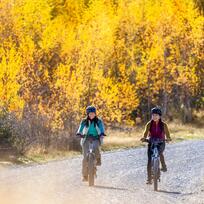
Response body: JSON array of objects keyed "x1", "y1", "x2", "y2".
[{"x1": 147, "y1": 141, "x2": 166, "y2": 180}]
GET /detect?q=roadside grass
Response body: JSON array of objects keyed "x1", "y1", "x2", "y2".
[
  {"x1": 23, "y1": 121, "x2": 204, "y2": 163},
  {"x1": 18, "y1": 149, "x2": 80, "y2": 164},
  {"x1": 1, "y1": 118, "x2": 203, "y2": 165},
  {"x1": 102, "y1": 121, "x2": 204, "y2": 151}
]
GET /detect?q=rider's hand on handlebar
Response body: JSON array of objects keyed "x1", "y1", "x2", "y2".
[
  {"x1": 76, "y1": 133, "x2": 84, "y2": 138},
  {"x1": 140, "y1": 137, "x2": 146, "y2": 142},
  {"x1": 166, "y1": 138, "x2": 172, "y2": 143}
]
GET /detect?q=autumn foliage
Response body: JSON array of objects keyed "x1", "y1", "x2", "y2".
[{"x1": 0, "y1": 0, "x2": 203, "y2": 152}]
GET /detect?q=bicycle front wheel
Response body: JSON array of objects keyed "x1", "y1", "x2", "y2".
[
  {"x1": 152, "y1": 158, "x2": 160, "y2": 191},
  {"x1": 88, "y1": 153, "x2": 95, "y2": 186}
]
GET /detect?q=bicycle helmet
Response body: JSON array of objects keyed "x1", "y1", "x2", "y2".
[
  {"x1": 151, "y1": 107, "x2": 162, "y2": 116},
  {"x1": 86, "y1": 106, "x2": 96, "y2": 115}
]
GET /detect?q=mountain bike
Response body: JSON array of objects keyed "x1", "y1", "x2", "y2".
[
  {"x1": 143, "y1": 138, "x2": 166, "y2": 191},
  {"x1": 86, "y1": 135, "x2": 98, "y2": 186}
]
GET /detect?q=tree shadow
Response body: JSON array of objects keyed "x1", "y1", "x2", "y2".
[{"x1": 93, "y1": 185, "x2": 128, "y2": 191}]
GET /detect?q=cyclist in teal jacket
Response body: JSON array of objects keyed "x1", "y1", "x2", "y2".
[{"x1": 76, "y1": 106, "x2": 106, "y2": 181}]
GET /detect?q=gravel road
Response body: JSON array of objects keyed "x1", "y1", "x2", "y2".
[{"x1": 0, "y1": 140, "x2": 203, "y2": 204}]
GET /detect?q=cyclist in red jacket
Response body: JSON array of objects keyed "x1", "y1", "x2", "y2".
[{"x1": 141, "y1": 107, "x2": 172, "y2": 184}]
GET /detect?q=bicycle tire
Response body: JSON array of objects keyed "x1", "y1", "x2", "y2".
[{"x1": 88, "y1": 153, "x2": 95, "y2": 186}]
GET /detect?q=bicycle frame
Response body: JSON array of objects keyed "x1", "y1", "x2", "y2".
[
  {"x1": 86, "y1": 136, "x2": 97, "y2": 155},
  {"x1": 151, "y1": 141, "x2": 160, "y2": 159}
]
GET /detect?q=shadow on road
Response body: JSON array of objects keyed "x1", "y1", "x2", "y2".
[
  {"x1": 158, "y1": 190, "x2": 181, "y2": 194},
  {"x1": 94, "y1": 185, "x2": 128, "y2": 191}
]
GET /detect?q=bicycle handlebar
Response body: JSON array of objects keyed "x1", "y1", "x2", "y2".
[{"x1": 76, "y1": 134, "x2": 102, "y2": 140}]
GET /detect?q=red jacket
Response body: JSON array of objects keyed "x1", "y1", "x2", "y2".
[
  {"x1": 149, "y1": 121, "x2": 165, "y2": 140},
  {"x1": 143, "y1": 120, "x2": 171, "y2": 140}
]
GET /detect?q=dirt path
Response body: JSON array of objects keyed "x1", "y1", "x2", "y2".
[{"x1": 0, "y1": 140, "x2": 203, "y2": 204}]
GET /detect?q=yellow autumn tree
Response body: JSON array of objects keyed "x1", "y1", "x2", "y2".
[{"x1": 0, "y1": 0, "x2": 203, "y2": 152}]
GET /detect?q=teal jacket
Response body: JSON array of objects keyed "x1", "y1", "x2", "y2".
[{"x1": 77, "y1": 117, "x2": 105, "y2": 138}]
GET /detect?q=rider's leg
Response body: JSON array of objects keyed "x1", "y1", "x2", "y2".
[
  {"x1": 94, "y1": 140, "x2": 101, "y2": 166},
  {"x1": 82, "y1": 140, "x2": 89, "y2": 180},
  {"x1": 159, "y1": 142, "x2": 167, "y2": 171}
]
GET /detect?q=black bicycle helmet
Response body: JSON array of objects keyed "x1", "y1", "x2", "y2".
[
  {"x1": 151, "y1": 107, "x2": 162, "y2": 116},
  {"x1": 86, "y1": 106, "x2": 96, "y2": 115}
]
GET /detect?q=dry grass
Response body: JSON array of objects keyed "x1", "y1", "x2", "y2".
[
  {"x1": 13, "y1": 120, "x2": 204, "y2": 164},
  {"x1": 102, "y1": 121, "x2": 204, "y2": 151},
  {"x1": 102, "y1": 128, "x2": 142, "y2": 151},
  {"x1": 169, "y1": 122, "x2": 204, "y2": 141},
  {"x1": 19, "y1": 148, "x2": 80, "y2": 164}
]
